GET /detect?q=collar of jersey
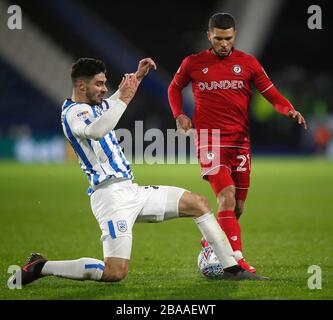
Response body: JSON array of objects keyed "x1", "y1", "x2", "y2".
[{"x1": 62, "y1": 98, "x2": 100, "y2": 111}]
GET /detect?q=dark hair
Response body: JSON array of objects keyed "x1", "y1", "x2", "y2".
[
  {"x1": 71, "y1": 58, "x2": 106, "y2": 83},
  {"x1": 208, "y1": 13, "x2": 235, "y2": 31}
]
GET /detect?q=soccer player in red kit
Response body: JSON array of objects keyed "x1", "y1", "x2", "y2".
[{"x1": 168, "y1": 13, "x2": 307, "y2": 273}]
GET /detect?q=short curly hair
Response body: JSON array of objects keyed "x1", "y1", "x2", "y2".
[
  {"x1": 208, "y1": 13, "x2": 236, "y2": 31},
  {"x1": 71, "y1": 58, "x2": 106, "y2": 83}
]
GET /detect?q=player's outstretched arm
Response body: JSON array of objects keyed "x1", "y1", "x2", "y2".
[
  {"x1": 105, "y1": 58, "x2": 156, "y2": 102},
  {"x1": 176, "y1": 114, "x2": 193, "y2": 135},
  {"x1": 287, "y1": 110, "x2": 307, "y2": 129},
  {"x1": 261, "y1": 86, "x2": 307, "y2": 130},
  {"x1": 84, "y1": 74, "x2": 139, "y2": 140},
  {"x1": 252, "y1": 58, "x2": 307, "y2": 130},
  {"x1": 117, "y1": 73, "x2": 140, "y2": 105},
  {"x1": 135, "y1": 58, "x2": 157, "y2": 81}
]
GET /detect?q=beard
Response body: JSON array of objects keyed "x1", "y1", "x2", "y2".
[
  {"x1": 213, "y1": 47, "x2": 231, "y2": 58},
  {"x1": 86, "y1": 89, "x2": 103, "y2": 105}
]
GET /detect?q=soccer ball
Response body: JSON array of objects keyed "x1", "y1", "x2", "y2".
[{"x1": 197, "y1": 246, "x2": 224, "y2": 279}]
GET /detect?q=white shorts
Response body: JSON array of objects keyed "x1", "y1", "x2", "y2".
[{"x1": 90, "y1": 179, "x2": 186, "y2": 259}]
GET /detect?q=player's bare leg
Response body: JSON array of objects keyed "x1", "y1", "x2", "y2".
[
  {"x1": 178, "y1": 191, "x2": 212, "y2": 217},
  {"x1": 101, "y1": 257, "x2": 129, "y2": 282},
  {"x1": 178, "y1": 191, "x2": 265, "y2": 280}
]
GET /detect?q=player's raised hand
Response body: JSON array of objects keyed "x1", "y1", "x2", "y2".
[
  {"x1": 176, "y1": 114, "x2": 193, "y2": 135},
  {"x1": 118, "y1": 73, "x2": 140, "y2": 105},
  {"x1": 288, "y1": 110, "x2": 307, "y2": 130},
  {"x1": 135, "y1": 58, "x2": 157, "y2": 80}
]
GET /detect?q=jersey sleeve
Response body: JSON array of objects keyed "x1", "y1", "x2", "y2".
[
  {"x1": 261, "y1": 84, "x2": 295, "y2": 115},
  {"x1": 172, "y1": 56, "x2": 191, "y2": 89},
  {"x1": 249, "y1": 57, "x2": 295, "y2": 115},
  {"x1": 102, "y1": 90, "x2": 120, "y2": 110},
  {"x1": 250, "y1": 57, "x2": 273, "y2": 94},
  {"x1": 65, "y1": 104, "x2": 95, "y2": 138},
  {"x1": 168, "y1": 56, "x2": 192, "y2": 119}
]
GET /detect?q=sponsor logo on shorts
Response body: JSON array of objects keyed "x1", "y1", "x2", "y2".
[{"x1": 117, "y1": 220, "x2": 127, "y2": 232}]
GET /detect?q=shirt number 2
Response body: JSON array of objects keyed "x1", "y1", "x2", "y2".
[{"x1": 236, "y1": 154, "x2": 251, "y2": 172}]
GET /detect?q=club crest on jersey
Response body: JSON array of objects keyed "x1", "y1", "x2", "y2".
[
  {"x1": 117, "y1": 220, "x2": 127, "y2": 233},
  {"x1": 206, "y1": 152, "x2": 215, "y2": 160},
  {"x1": 232, "y1": 64, "x2": 242, "y2": 75},
  {"x1": 202, "y1": 67, "x2": 209, "y2": 74}
]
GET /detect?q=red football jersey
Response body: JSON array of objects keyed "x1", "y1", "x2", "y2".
[{"x1": 171, "y1": 48, "x2": 274, "y2": 148}]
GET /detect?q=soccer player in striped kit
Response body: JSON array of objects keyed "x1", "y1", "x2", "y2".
[
  {"x1": 168, "y1": 13, "x2": 307, "y2": 273},
  {"x1": 9, "y1": 57, "x2": 267, "y2": 286}
]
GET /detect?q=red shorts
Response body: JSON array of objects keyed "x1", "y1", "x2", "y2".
[{"x1": 198, "y1": 147, "x2": 251, "y2": 200}]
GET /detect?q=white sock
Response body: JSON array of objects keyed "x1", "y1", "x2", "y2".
[
  {"x1": 194, "y1": 213, "x2": 238, "y2": 269},
  {"x1": 41, "y1": 258, "x2": 104, "y2": 281}
]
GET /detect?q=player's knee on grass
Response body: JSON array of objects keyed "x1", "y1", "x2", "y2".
[
  {"x1": 179, "y1": 191, "x2": 211, "y2": 217},
  {"x1": 217, "y1": 185, "x2": 236, "y2": 211},
  {"x1": 101, "y1": 257, "x2": 129, "y2": 282}
]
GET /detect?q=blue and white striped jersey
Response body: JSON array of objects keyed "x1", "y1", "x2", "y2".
[{"x1": 61, "y1": 98, "x2": 133, "y2": 195}]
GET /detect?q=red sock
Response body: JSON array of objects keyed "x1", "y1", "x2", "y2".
[{"x1": 217, "y1": 210, "x2": 242, "y2": 252}]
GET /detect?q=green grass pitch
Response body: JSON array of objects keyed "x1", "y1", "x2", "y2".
[{"x1": 0, "y1": 158, "x2": 332, "y2": 299}]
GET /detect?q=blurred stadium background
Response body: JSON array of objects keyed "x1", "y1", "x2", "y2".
[
  {"x1": 1, "y1": 0, "x2": 333, "y2": 300},
  {"x1": 0, "y1": 0, "x2": 332, "y2": 162}
]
